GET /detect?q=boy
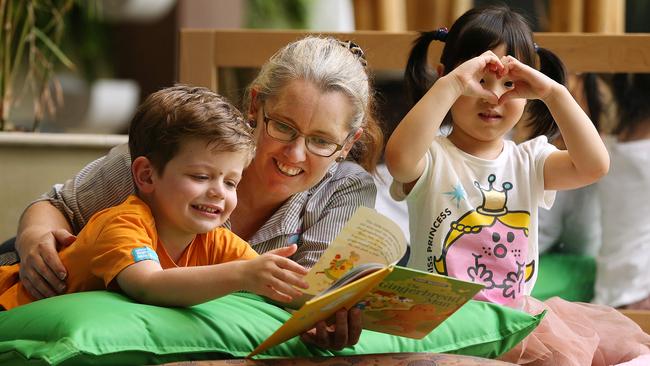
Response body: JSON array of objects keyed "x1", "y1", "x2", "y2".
[{"x1": 0, "y1": 85, "x2": 308, "y2": 310}]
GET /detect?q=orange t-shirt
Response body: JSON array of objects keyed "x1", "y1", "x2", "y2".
[{"x1": 0, "y1": 195, "x2": 257, "y2": 310}]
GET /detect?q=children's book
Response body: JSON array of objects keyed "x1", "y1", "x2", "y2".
[{"x1": 248, "y1": 207, "x2": 484, "y2": 357}]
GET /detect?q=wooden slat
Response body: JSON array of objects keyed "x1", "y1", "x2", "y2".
[
  {"x1": 178, "y1": 30, "x2": 650, "y2": 92},
  {"x1": 179, "y1": 30, "x2": 217, "y2": 89}
]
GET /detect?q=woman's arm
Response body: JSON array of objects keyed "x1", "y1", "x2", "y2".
[
  {"x1": 116, "y1": 245, "x2": 308, "y2": 307},
  {"x1": 15, "y1": 201, "x2": 75, "y2": 299},
  {"x1": 15, "y1": 143, "x2": 134, "y2": 299}
]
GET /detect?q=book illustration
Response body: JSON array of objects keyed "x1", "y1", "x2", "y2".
[
  {"x1": 247, "y1": 207, "x2": 484, "y2": 358},
  {"x1": 316, "y1": 251, "x2": 361, "y2": 281}
]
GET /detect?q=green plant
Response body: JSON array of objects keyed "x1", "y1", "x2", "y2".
[{"x1": 0, "y1": 0, "x2": 79, "y2": 131}]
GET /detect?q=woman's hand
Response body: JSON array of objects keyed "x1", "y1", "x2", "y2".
[
  {"x1": 300, "y1": 306, "x2": 363, "y2": 350},
  {"x1": 17, "y1": 228, "x2": 75, "y2": 299},
  {"x1": 241, "y1": 244, "x2": 309, "y2": 303}
]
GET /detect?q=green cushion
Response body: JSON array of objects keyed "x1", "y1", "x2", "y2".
[
  {"x1": 531, "y1": 253, "x2": 596, "y2": 302},
  {"x1": 0, "y1": 291, "x2": 543, "y2": 365}
]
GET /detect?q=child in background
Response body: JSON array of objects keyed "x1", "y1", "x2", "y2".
[
  {"x1": 537, "y1": 74, "x2": 605, "y2": 256},
  {"x1": 386, "y1": 5, "x2": 649, "y2": 365},
  {"x1": 0, "y1": 85, "x2": 308, "y2": 310},
  {"x1": 595, "y1": 73, "x2": 650, "y2": 310}
]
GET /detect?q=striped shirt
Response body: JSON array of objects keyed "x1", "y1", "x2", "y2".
[{"x1": 38, "y1": 144, "x2": 376, "y2": 269}]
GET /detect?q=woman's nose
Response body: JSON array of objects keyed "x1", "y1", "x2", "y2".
[{"x1": 284, "y1": 136, "x2": 308, "y2": 161}]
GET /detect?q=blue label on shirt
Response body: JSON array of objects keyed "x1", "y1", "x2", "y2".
[
  {"x1": 287, "y1": 232, "x2": 301, "y2": 244},
  {"x1": 131, "y1": 247, "x2": 160, "y2": 263}
]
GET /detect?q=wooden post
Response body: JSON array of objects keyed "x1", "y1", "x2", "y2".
[
  {"x1": 585, "y1": 0, "x2": 625, "y2": 33},
  {"x1": 377, "y1": 0, "x2": 407, "y2": 31},
  {"x1": 179, "y1": 29, "x2": 217, "y2": 90},
  {"x1": 353, "y1": 0, "x2": 377, "y2": 30},
  {"x1": 549, "y1": 0, "x2": 584, "y2": 32}
]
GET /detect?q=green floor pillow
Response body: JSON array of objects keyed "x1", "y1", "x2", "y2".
[
  {"x1": 531, "y1": 253, "x2": 596, "y2": 302},
  {"x1": 0, "y1": 291, "x2": 543, "y2": 365}
]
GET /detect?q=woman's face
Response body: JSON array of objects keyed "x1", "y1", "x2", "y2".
[{"x1": 248, "y1": 79, "x2": 355, "y2": 202}]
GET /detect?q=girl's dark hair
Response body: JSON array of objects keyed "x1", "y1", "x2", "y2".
[
  {"x1": 404, "y1": 5, "x2": 566, "y2": 139},
  {"x1": 611, "y1": 73, "x2": 650, "y2": 138}
]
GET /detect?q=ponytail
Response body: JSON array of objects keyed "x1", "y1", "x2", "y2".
[
  {"x1": 404, "y1": 29, "x2": 447, "y2": 107},
  {"x1": 525, "y1": 47, "x2": 566, "y2": 139}
]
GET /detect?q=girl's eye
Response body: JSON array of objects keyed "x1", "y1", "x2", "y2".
[{"x1": 504, "y1": 80, "x2": 515, "y2": 88}]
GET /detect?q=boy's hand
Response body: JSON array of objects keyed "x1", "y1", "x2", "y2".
[{"x1": 242, "y1": 244, "x2": 309, "y2": 302}]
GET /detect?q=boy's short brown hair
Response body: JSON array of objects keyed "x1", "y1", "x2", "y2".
[{"x1": 128, "y1": 85, "x2": 255, "y2": 173}]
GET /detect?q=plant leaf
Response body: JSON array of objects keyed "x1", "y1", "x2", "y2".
[{"x1": 32, "y1": 27, "x2": 75, "y2": 70}]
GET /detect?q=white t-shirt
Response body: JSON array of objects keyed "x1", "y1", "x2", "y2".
[
  {"x1": 537, "y1": 185, "x2": 601, "y2": 256},
  {"x1": 594, "y1": 136, "x2": 650, "y2": 307},
  {"x1": 391, "y1": 136, "x2": 556, "y2": 305}
]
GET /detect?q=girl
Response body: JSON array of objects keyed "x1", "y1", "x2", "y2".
[{"x1": 386, "y1": 5, "x2": 649, "y2": 365}]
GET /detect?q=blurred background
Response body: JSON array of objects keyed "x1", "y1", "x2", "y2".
[
  {"x1": 3, "y1": 0, "x2": 648, "y2": 135},
  {"x1": 0, "y1": 0, "x2": 648, "y2": 241}
]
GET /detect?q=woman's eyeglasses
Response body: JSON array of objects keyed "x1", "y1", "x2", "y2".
[{"x1": 262, "y1": 108, "x2": 350, "y2": 157}]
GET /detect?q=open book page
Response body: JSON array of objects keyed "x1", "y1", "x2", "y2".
[
  {"x1": 301, "y1": 207, "x2": 407, "y2": 298},
  {"x1": 360, "y1": 266, "x2": 484, "y2": 339},
  {"x1": 248, "y1": 266, "x2": 392, "y2": 358}
]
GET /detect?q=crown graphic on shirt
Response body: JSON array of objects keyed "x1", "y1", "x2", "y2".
[{"x1": 474, "y1": 174, "x2": 512, "y2": 216}]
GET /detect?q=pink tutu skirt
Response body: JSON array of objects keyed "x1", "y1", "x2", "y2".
[{"x1": 498, "y1": 296, "x2": 650, "y2": 365}]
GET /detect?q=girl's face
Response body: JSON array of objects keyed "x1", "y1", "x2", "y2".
[
  {"x1": 248, "y1": 79, "x2": 355, "y2": 202},
  {"x1": 149, "y1": 138, "x2": 248, "y2": 243},
  {"x1": 449, "y1": 44, "x2": 526, "y2": 153}
]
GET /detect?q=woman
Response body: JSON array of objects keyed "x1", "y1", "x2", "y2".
[{"x1": 10, "y1": 36, "x2": 383, "y2": 349}]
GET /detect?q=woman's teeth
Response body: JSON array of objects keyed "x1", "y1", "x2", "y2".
[{"x1": 276, "y1": 161, "x2": 302, "y2": 176}]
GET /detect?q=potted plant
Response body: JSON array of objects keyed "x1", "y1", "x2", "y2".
[{"x1": 0, "y1": 0, "x2": 81, "y2": 131}]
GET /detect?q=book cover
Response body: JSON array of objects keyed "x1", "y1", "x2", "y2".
[{"x1": 360, "y1": 266, "x2": 483, "y2": 338}]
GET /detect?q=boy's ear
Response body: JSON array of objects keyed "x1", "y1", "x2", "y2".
[
  {"x1": 131, "y1": 156, "x2": 156, "y2": 193},
  {"x1": 436, "y1": 63, "x2": 445, "y2": 77}
]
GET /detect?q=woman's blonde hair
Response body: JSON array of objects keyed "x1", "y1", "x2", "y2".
[{"x1": 243, "y1": 36, "x2": 383, "y2": 173}]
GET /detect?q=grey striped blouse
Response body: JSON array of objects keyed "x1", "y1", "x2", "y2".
[{"x1": 38, "y1": 144, "x2": 377, "y2": 269}]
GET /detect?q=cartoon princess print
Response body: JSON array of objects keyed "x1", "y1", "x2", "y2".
[{"x1": 434, "y1": 174, "x2": 535, "y2": 304}]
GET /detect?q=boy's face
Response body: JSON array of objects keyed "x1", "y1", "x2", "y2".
[{"x1": 149, "y1": 137, "x2": 247, "y2": 238}]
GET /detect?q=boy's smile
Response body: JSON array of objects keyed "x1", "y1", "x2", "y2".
[{"x1": 145, "y1": 137, "x2": 249, "y2": 249}]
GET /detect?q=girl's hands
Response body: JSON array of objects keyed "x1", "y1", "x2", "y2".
[
  {"x1": 447, "y1": 50, "x2": 506, "y2": 104},
  {"x1": 242, "y1": 244, "x2": 309, "y2": 302},
  {"x1": 448, "y1": 52, "x2": 559, "y2": 105},
  {"x1": 497, "y1": 55, "x2": 557, "y2": 104}
]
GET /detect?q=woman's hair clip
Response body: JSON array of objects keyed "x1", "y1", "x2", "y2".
[
  {"x1": 338, "y1": 40, "x2": 368, "y2": 67},
  {"x1": 533, "y1": 42, "x2": 539, "y2": 52},
  {"x1": 432, "y1": 27, "x2": 448, "y2": 42}
]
